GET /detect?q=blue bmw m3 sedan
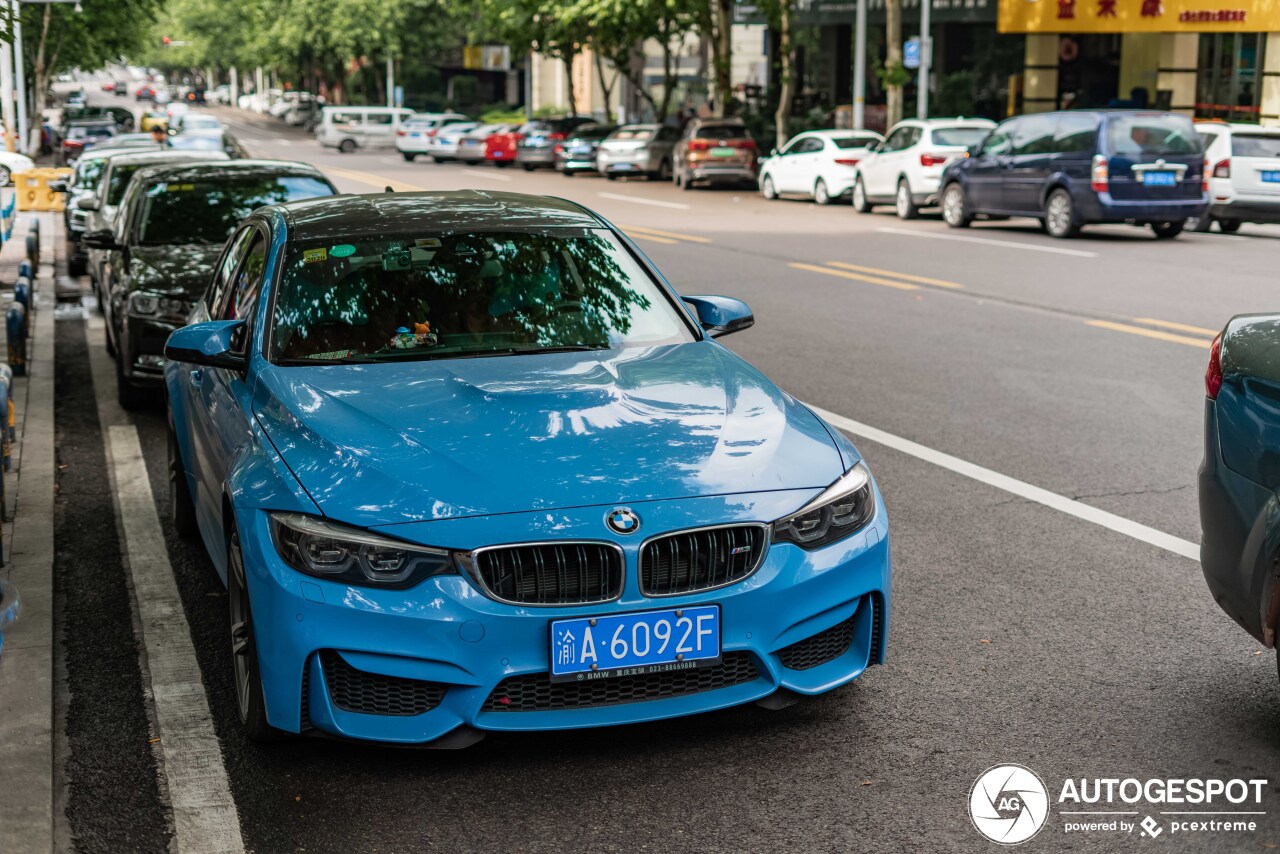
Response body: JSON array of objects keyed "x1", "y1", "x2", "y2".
[{"x1": 164, "y1": 191, "x2": 891, "y2": 745}]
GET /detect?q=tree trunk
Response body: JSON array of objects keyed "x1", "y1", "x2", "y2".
[
  {"x1": 885, "y1": 0, "x2": 903, "y2": 126},
  {"x1": 713, "y1": 0, "x2": 734, "y2": 116},
  {"x1": 774, "y1": 0, "x2": 794, "y2": 151},
  {"x1": 593, "y1": 49, "x2": 615, "y2": 121},
  {"x1": 563, "y1": 53, "x2": 578, "y2": 117}
]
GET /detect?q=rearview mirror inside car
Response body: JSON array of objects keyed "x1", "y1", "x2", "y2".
[
  {"x1": 164, "y1": 320, "x2": 248, "y2": 370},
  {"x1": 682, "y1": 295, "x2": 754, "y2": 339}
]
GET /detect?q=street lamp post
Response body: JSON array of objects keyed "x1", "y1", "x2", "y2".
[
  {"x1": 917, "y1": 0, "x2": 932, "y2": 120},
  {"x1": 853, "y1": 0, "x2": 866, "y2": 129}
]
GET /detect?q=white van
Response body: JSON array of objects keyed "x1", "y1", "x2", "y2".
[{"x1": 318, "y1": 106, "x2": 415, "y2": 153}]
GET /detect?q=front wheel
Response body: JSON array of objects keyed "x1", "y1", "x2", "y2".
[
  {"x1": 1218, "y1": 219, "x2": 1241, "y2": 234},
  {"x1": 895, "y1": 180, "x2": 918, "y2": 220},
  {"x1": 942, "y1": 182, "x2": 972, "y2": 229},
  {"x1": 522, "y1": 163, "x2": 535, "y2": 172},
  {"x1": 168, "y1": 416, "x2": 197, "y2": 538},
  {"x1": 1043, "y1": 189, "x2": 1080, "y2": 238},
  {"x1": 493, "y1": 160, "x2": 512, "y2": 169},
  {"x1": 852, "y1": 177, "x2": 873, "y2": 213},
  {"x1": 761, "y1": 175, "x2": 778, "y2": 200},
  {"x1": 813, "y1": 178, "x2": 831, "y2": 205},
  {"x1": 401, "y1": 152, "x2": 416, "y2": 162},
  {"x1": 1151, "y1": 220, "x2": 1185, "y2": 239},
  {"x1": 338, "y1": 139, "x2": 356, "y2": 154},
  {"x1": 228, "y1": 526, "x2": 284, "y2": 743}
]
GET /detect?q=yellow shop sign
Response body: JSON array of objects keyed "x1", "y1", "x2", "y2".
[{"x1": 998, "y1": 0, "x2": 1280, "y2": 32}]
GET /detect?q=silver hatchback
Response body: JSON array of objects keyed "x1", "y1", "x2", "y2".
[{"x1": 596, "y1": 124, "x2": 679, "y2": 180}]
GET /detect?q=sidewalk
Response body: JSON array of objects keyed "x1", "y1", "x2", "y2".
[{"x1": 0, "y1": 207, "x2": 62, "y2": 854}]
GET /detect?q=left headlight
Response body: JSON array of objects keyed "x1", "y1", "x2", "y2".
[
  {"x1": 772, "y1": 463, "x2": 875, "y2": 549},
  {"x1": 128, "y1": 290, "x2": 189, "y2": 323},
  {"x1": 269, "y1": 512, "x2": 456, "y2": 588}
]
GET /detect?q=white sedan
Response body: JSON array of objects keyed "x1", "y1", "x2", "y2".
[
  {"x1": 759, "y1": 129, "x2": 884, "y2": 204},
  {"x1": 0, "y1": 151, "x2": 35, "y2": 186}
]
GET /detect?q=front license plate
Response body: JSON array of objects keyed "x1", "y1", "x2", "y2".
[
  {"x1": 711, "y1": 147, "x2": 736, "y2": 157},
  {"x1": 550, "y1": 605, "x2": 721, "y2": 683},
  {"x1": 1262, "y1": 170, "x2": 1280, "y2": 183},
  {"x1": 1142, "y1": 171, "x2": 1176, "y2": 186}
]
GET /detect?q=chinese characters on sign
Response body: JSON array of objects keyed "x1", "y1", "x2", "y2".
[{"x1": 999, "y1": 0, "x2": 1276, "y2": 31}]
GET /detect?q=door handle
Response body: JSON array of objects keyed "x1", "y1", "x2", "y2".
[{"x1": 189, "y1": 369, "x2": 203, "y2": 387}]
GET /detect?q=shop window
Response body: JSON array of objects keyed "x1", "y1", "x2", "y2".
[{"x1": 1197, "y1": 34, "x2": 1265, "y2": 123}]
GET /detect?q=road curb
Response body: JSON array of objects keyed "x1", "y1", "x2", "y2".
[{"x1": 0, "y1": 210, "x2": 59, "y2": 854}]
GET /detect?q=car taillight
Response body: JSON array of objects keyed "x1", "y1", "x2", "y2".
[
  {"x1": 553, "y1": 143, "x2": 564, "y2": 155},
  {"x1": 1091, "y1": 154, "x2": 1109, "y2": 193},
  {"x1": 63, "y1": 139, "x2": 83, "y2": 149},
  {"x1": 396, "y1": 129, "x2": 406, "y2": 136},
  {"x1": 919, "y1": 153, "x2": 949, "y2": 167},
  {"x1": 834, "y1": 157, "x2": 861, "y2": 167},
  {"x1": 1206, "y1": 333, "x2": 1223, "y2": 400},
  {"x1": 688, "y1": 140, "x2": 711, "y2": 152},
  {"x1": 548, "y1": 132, "x2": 566, "y2": 141},
  {"x1": 426, "y1": 129, "x2": 438, "y2": 137},
  {"x1": 1212, "y1": 158, "x2": 1230, "y2": 179},
  {"x1": 1203, "y1": 158, "x2": 1210, "y2": 192}
]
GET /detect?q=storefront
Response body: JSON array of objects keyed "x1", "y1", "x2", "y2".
[{"x1": 998, "y1": 0, "x2": 1280, "y2": 124}]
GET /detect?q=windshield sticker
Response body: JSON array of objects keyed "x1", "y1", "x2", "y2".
[
  {"x1": 330, "y1": 243, "x2": 356, "y2": 258},
  {"x1": 303, "y1": 247, "x2": 328, "y2": 264},
  {"x1": 161, "y1": 183, "x2": 195, "y2": 192}
]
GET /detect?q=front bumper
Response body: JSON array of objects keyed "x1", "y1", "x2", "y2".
[{"x1": 238, "y1": 489, "x2": 891, "y2": 745}]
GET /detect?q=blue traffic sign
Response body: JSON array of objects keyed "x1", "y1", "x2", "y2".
[{"x1": 904, "y1": 37, "x2": 921, "y2": 69}]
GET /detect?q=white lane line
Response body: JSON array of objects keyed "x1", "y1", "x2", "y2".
[
  {"x1": 104, "y1": 425, "x2": 246, "y2": 854},
  {"x1": 875, "y1": 226, "x2": 1099, "y2": 258},
  {"x1": 809, "y1": 404, "x2": 1200, "y2": 561},
  {"x1": 597, "y1": 192, "x2": 691, "y2": 210},
  {"x1": 467, "y1": 170, "x2": 513, "y2": 182}
]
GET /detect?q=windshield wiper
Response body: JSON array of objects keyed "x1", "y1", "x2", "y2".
[{"x1": 275, "y1": 356, "x2": 378, "y2": 366}]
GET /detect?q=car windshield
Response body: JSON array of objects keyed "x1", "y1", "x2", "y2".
[
  {"x1": 612, "y1": 128, "x2": 655, "y2": 141},
  {"x1": 833, "y1": 135, "x2": 881, "y2": 149},
  {"x1": 69, "y1": 124, "x2": 114, "y2": 139},
  {"x1": 1232, "y1": 134, "x2": 1280, "y2": 158},
  {"x1": 76, "y1": 158, "x2": 108, "y2": 188},
  {"x1": 169, "y1": 135, "x2": 223, "y2": 151},
  {"x1": 931, "y1": 128, "x2": 989, "y2": 147},
  {"x1": 1107, "y1": 114, "x2": 1199, "y2": 156},
  {"x1": 269, "y1": 229, "x2": 694, "y2": 363},
  {"x1": 136, "y1": 175, "x2": 333, "y2": 245}
]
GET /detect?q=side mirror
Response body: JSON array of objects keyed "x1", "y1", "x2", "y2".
[
  {"x1": 164, "y1": 320, "x2": 247, "y2": 370},
  {"x1": 75, "y1": 196, "x2": 100, "y2": 211},
  {"x1": 49, "y1": 180, "x2": 67, "y2": 193},
  {"x1": 81, "y1": 229, "x2": 117, "y2": 249},
  {"x1": 683, "y1": 295, "x2": 754, "y2": 339}
]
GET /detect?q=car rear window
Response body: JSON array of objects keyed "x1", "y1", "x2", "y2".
[
  {"x1": 833, "y1": 135, "x2": 881, "y2": 149},
  {"x1": 1231, "y1": 134, "x2": 1280, "y2": 158},
  {"x1": 1107, "y1": 114, "x2": 1200, "y2": 156},
  {"x1": 931, "y1": 128, "x2": 989, "y2": 147},
  {"x1": 136, "y1": 175, "x2": 334, "y2": 245},
  {"x1": 694, "y1": 124, "x2": 750, "y2": 139},
  {"x1": 613, "y1": 128, "x2": 655, "y2": 141}
]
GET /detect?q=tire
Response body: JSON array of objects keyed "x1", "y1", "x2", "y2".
[
  {"x1": 1151, "y1": 220, "x2": 1185, "y2": 239},
  {"x1": 605, "y1": 172, "x2": 617, "y2": 181},
  {"x1": 401, "y1": 152, "x2": 416, "y2": 162},
  {"x1": 494, "y1": 160, "x2": 512, "y2": 168},
  {"x1": 104, "y1": 311, "x2": 117, "y2": 356},
  {"x1": 338, "y1": 139, "x2": 356, "y2": 154},
  {"x1": 522, "y1": 163, "x2": 535, "y2": 172},
  {"x1": 673, "y1": 167, "x2": 683, "y2": 188},
  {"x1": 430, "y1": 156, "x2": 447, "y2": 163},
  {"x1": 227, "y1": 526, "x2": 284, "y2": 743},
  {"x1": 814, "y1": 178, "x2": 831, "y2": 205},
  {"x1": 1190, "y1": 215, "x2": 1213, "y2": 233},
  {"x1": 852, "y1": 176, "x2": 873, "y2": 213},
  {"x1": 895, "y1": 179, "x2": 919, "y2": 220},
  {"x1": 1218, "y1": 219, "x2": 1241, "y2": 234},
  {"x1": 655, "y1": 159, "x2": 672, "y2": 182},
  {"x1": 114, "y1": 347, "x2": 149, "y2": 410},
  {"x1": 761, "y1": 175, "x2": 778, "y2": 200},
  {"x1": 1043, "y1": 188, "x2": 1080, "y2": 238},
  {"x1": 941, "y1": 182, "x2": 973, "y2": 229},
  {"x1": 168, "y1": 416, "x2": 198, "y2": 538},
  {"x1": 563, "y1": 168, "x2": 575, "y2": 177}
]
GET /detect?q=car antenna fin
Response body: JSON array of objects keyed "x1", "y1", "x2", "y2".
[{"x1": 385, "y1": 185, "x2": 395, "y2": 193}]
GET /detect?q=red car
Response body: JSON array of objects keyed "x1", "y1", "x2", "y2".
[
  {"x1": 101, "y1": 81, "x2": 115, "y2": 92},
  {"x1": 484, "y1": 128, "x2": 522, "y2": 167}
]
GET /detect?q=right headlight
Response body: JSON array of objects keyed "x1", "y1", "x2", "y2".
[
  {"x1": 772, "y1": 463, "x2": 875, "y2": 549},
  {"x1": 269, "y1": 512, "x2": 455, "y2": 589}
]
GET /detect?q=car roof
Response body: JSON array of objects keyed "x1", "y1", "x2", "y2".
[
  {"x1": 129, "y1": 159, "x2": 327, "y2": 186},
  {"x1": 273, "y1": 191, "x2": 605, "y2": 241},
  {"x1": 104, "y1": 150, "x2": 230, "y2": 168},
  {"x1": 80, "y1": 144, "x2": 162, "y2": 161}
]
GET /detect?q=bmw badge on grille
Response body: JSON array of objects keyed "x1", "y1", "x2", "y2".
[{"x1": 605, "y1": 507, "x2": 641, "y2": 535}]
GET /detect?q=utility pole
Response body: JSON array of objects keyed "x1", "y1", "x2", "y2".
[
  {"x1": 12, "y1": 0, "x2": 28, "y2": 155},
  {"x1": 386, "y1": 54, "x2": 394, "y2": 108},
  {"x1": 0, "y1": 11, "x2": 15, "y2": 153},
  {"x1": 230, "y1": 66, "x2": 238, "y2": 106},
  {"x1": 853, "y1": 0, "x2": 866, "y2": 129},
  {"x1": 917, "y1": 0, "x2": 932, "y2": 120}
]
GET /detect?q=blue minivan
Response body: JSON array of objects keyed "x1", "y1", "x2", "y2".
[{"x1": 940, "y1": 110, "x2": 1208, "y2": 239}]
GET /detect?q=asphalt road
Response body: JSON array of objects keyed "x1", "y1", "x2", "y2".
[{"x1": 52, "y1": 94, "x2": 1280, "y2": 853}]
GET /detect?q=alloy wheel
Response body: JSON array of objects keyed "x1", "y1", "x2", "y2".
[
  {"x1": 229, "y1": 536, "x2": 253, "y2": 723},
  {"x1": 814, "y1": 179, "x2": 829, "y2": 205},
  {"x1": 942, "y1": 184, "x2": 969, "y2": 228},
  {"x1": 1045, "y1": 191, "x2": 1075, "y2": 238},
  {"x1": 762, "y1": 176, "x2": 777, "y2": 200}
]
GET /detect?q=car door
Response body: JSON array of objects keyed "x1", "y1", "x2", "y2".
[
  {"x1": 196, "y1": 226, "x2": 269, "y2": 518},
  {"x1": 965, "y1": 122, "x2": 1015, "y2": 211},
  {"x1": 866, "y1": 126, "x2": 912, "y2": 197},
  {"x1": 183, "y1": 226, "x2": 258, "y2": 533},
  {"x1": 788, "y1": 137, "x2": 827, "y2": 194},
  {"x1": 1006, "y1": 114, "x2": 1059, "y2": 213},
  {"x1": 769, "y1": 136, "x2": 805, "y2": 192}
]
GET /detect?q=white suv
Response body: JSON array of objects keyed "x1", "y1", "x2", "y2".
[
  {"x1": 1195, "y1": 121, "x2": 1280, "y2": 233},
  {"x1": 853, "y1": 117, "x2": 995, "y2": 219},
  {"x1": 395, "y1": 112, "x2": 472, "y2": 161}
]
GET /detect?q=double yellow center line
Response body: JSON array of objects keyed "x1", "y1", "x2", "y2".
[
  {"x1": 789, "y1": 261, "x2": 964, "y2": 292},
  {"x1": 621, "y1": 225, "x2": 711, "y2": 246},
  {"x1": 1085, "y1": 318, "x2": 1217, "y2": 349}
]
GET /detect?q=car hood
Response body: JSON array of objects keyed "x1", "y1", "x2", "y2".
[
  {"x1": 254, "y1": 341, "x2": 846, "y2": 526},
  {"x1": 128, "y1": 244, "x2": 222, "y2": 297}
]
